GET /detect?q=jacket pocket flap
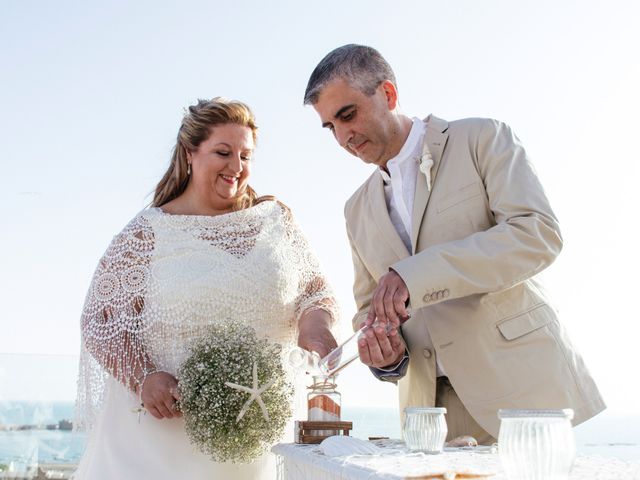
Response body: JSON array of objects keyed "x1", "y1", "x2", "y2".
[
  {"x1": 436, "y1": 181, "x2": 483, "y2": 214},
  {"x1": 496, "y1": 304, "x2": 554, "y2": 340}
]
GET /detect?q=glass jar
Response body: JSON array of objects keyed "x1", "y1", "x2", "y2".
[
  {"x1": 403, "y1": 407, "x2": 448, "y2": 453},
  {"x1": 498, "y1": 409, "x2": 576, "y2": 480},
  {"x1": 307, "y1": 375, "x2": 341, "y2": 435}
]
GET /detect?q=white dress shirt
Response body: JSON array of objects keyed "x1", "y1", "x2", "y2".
[{"x1": 379, "y1": 117, "x2": 446, "y2": 377}]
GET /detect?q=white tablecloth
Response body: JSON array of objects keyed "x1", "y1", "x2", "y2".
[{"x1": 272, "y1": 439, "x2": 640, "y2": 480}]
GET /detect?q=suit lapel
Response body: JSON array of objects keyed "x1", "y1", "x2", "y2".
[
  {"x1": 368, "y1": 173, "x2": 410, "y2": 260},
  {"x1": 410, "y1": 115, "x2": 449, "y2": 253}
]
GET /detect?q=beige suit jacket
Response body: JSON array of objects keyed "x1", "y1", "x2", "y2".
[{"x1": 344, "y1": 115, "x2": 605, "y2": 437}]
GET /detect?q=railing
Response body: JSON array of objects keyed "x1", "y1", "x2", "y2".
[{"x1": 0, "y1": 353, "x2": 83, "y2": 479}]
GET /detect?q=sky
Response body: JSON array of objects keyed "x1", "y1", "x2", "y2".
[{"x1": 1, "y1": 0, "x2": 639, "y2": 414}]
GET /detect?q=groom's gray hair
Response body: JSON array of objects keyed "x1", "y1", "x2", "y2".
[{"x1": 303, "y1": 44, "x2": 397, "y2": 105}]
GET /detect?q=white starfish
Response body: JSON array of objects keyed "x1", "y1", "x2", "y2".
[{"x1": 225, "y1": 362, "x2": 277, "y2": 422}]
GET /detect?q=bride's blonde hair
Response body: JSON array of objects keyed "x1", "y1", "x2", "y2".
[{"x1": 153, "y1": 97, "x2": 271, "y2": 209}]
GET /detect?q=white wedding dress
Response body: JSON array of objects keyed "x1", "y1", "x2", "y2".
[{"x1": 73, "y1": 201, "x2": 336, "y2": 480}]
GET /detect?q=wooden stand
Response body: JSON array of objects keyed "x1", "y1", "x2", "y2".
[{"x1": 294, "y1": 420, "x2": 353, "y2": 444}]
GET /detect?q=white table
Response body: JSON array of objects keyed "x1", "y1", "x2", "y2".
[{"x1": 272, "y1": 439, "x2": 640, "y2": 480}]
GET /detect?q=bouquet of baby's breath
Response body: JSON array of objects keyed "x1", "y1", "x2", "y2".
[{"x1": 177, "y1": 320, "x2": 293, "y2": 463}]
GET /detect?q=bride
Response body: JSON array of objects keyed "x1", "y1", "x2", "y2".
[{"x1": 73, "y1": 98, "x2": 338, "y2": 479}]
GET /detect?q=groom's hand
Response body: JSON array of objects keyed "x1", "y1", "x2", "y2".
[
  {"x1": 358, "y1": 322, "x2": 406, "y2": 369},
  {"x1": 365, "y1": 270, "x2": 410, "y2": 329}
]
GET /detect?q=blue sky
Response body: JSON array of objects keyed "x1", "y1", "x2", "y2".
[{"x1": 1, "y1": 0, "x2": 639, "y2": 411}]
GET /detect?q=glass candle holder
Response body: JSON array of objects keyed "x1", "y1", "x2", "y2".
[
  {"x1": 403, "y1": 407, "x2": 447, "y2": 453},
  {"x1": 498, "y1": 409, "x2": 576, "y2": 480}
]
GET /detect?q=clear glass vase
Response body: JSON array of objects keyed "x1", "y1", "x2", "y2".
[
  {"x1": 318, "y1": 320, "x2": 398, "y2": 376},
  {"x1": 288, "y1": 347, "x2": 327, "y2": 375},
  {"x1": 498, "y1": 409, "x2": 576, "y2": 480},
  {"x1": 403, "y1": 407, "x2": 448, "y2": 453},
  {"x1": 289, "y1": 320, "x2": 402, "y2": 377}
]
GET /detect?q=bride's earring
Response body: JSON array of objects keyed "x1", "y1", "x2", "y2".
[{"x1": 187, "y1": 163, "x2": 191, "y2": 176}]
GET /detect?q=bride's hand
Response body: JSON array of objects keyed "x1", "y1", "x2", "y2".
[
  {"x1": 297, "y1": 310, "x2": 337, "y2": 358},
  {"x1": 140, "y1": 371, "x2": 182, "y2": 419}
]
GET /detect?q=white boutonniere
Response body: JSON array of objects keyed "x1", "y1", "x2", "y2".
[{"x1": 419, "y1": 142, "x2": 434, "y2": 191}]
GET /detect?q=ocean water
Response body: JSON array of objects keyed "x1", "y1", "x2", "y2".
[
  {"x1": 1, "y1": 403, "x2": 638, "y2": 467},
  {"x1": 0, "y1": 430, "x2": 86, "y2": 466},
  {"x1": 0, "y1": 401, "x2": 85, "y2": 467}
]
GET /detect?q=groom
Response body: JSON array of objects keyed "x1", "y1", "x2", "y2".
[{"x1": 303, "y1": 44, "x2": 605, "y2": 443}]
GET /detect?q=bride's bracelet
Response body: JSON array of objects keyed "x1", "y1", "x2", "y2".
[{"x1": 134, "y1": 368, "x2": 170, "y2": 403}]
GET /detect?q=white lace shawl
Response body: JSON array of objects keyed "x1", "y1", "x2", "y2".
[{"x1": 75, "y1": 201, "x2": 338, "y2": 429}]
